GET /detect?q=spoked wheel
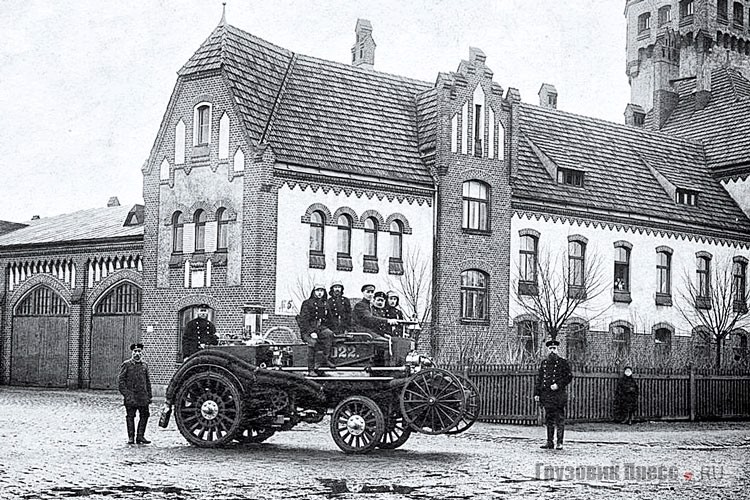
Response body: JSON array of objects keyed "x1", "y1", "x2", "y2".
[
  {"x1": 236, "y1": 426, "x2": 276, "y2": 444},
  {"x1": 330, "y1": 396, "x2": 385, "y2": 454},
  {"x1": 378, "y1": 412, "x2": 412, "y2": 449},
  {"x1": 174, "y1": 371, "x2": 244, "y2": 447},
  {"x1": 446, "y1": 374, "x2": 480, "y2": 435},
  {"x1": 400, "y1": 368, "x2": 466, "y2": 435}
]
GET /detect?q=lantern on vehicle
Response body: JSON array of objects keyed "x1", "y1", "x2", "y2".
[{"x1": 242, "y1": 303, "x2": 265, "y2": 340}]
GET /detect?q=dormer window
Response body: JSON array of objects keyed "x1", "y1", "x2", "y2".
[
  {"x1": 633, "y1": 112, "x2": 645, "y2": 126},
  {"x1": 680, "y1": 0, "x2": 694, "y2": 18},
  {"x1": 676, "y1": 189, "x2": 698, "y2": 206},
  {"x1": 557, "y1": 168, "x2": 584, "y2": 187},
  {"x1": 638, "y1": 12, "x2": 652, "y2": 33},
  {"x1": 658, "y1": 5, "x2": 672, "y2": 25},
  {"x1": 733, "y1": 2, "x2": 744, "y2": 28}
]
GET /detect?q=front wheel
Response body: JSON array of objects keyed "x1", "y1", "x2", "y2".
[
  {"x1": 174, "y1": 371, "x2": 244, "y2": 447},
  {"x1": 378, "y1": 413, "x2": 412, "y2": 449},
  {"x1": 330, "y1": 396, "x2": 385, "y2": 454}
]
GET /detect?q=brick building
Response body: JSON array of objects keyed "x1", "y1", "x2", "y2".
[{"x1": 2, "y1": 5, "x2": 750, "y2": 389}]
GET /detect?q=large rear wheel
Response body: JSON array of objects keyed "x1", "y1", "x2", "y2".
[
  {"x1": 400, "y1": 368, "x2": 466, "y2": 435},
  {"x1": 330, "y1": 396, "x2": 385, "y2": 454},
  {"x1": 445, "y1": 374, "x2": 480, "y2": 434},
  {"x1": 174, "y1": 371, "x2": 244, "y2": 447}
]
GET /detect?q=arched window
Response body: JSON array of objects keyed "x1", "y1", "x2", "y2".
[
  {"x1": 718, "y1": 0, "x2": 729, "y2": 21},
  {"x1": 309, "y1": 211, "x2": 325, "y2": 253},
  {"x1": 216, "y1": 208, "x2": 229, "y2": 251},
  {"x1": 337, "y1": 214, "x2": 352, "y2": 256},
  {"x1": 196, "y1": 104, "x2": 211, "y2": 145},
  {"x1": 568, "y1": 239, "x2": 586, "y2": 297},
  {"x1": 656, "y1": 248, "x2": 672, "y2": 303},
  {"x1": 462, "y1": 180, "x2": 490, "y2": 232},
  {"x1": 364, "y1": 217, "x2": 378, "y2": 257},
  {"x1": 638, "y1": 12, "x2": 651, "y2": 33},
  {"x1": 172, "y1": 211, "x2": 184, "y2": 253},
  {"x1": 518, "y1": 318, "x2": 539, "y2": 361},
  {"x1": 460, "y1": 269, "x2": 489, "y2": 321},
  {"x1": 194, "y1": 209, "x2": 206, "y2": 252},
  {"x1": 614, "y1": 246, "x2": 630, "y2": 292},
  {"x1": 389, "y1": 221, "x2": 403, "y2": 260},
  {"x1": 733, "y1": 257, "x2": 748, "y2": 312},
  {"x1": 16, "y1": 286, "x2": 69, "y2": 316},
  {"x1": 520, "y1": 234, "x2": 538, "y2": 283},
  {"x1": 733, "y1": 2, "x2": 744, "y2": 27},
  {"x1": 612, "y1": 322, "x2": 632, "y2": 359},
  {"x1": 655, "y1": 326, "x2": 673, "y2": 360},
  {"x1": 567, "y1": 321, "x2": 588, "y2": 364},
  {"x1": 696, "y1": 254, "x2": 711, "y2": 301}
]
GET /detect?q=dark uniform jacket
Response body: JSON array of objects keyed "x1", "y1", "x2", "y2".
[
  {"x1": 534, "y1": 354, "x2": 573, "y2": 409},
  {"x1": 327, "y1": 288, "x2": 352, "y2": 335},
  {"x1": 182, "y1": 317, "x2": 218, "y2": 358},
  {"x1": 385, "y1": 299, "x2": 405, "y2": 336},
  {"x1": 298, "y1": 290, "x2": 331, "y2": 335},
  {"x1": 118, "y1": 359, "x2": 152, "y2": 407},
  {"x1": 352, "y1": 298, "x2": 390, "y2": 334},
  {"x1": 615, "y1": 375, "x2": 639, "y2": 411}
]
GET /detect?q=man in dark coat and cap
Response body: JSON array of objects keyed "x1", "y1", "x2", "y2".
[
  {"x1": 614, "y1": 366, "x2": 639, "y2": 424},
  {"x1": 298, "y1": 284, "x2": 336, "y2": 374},
  {"x1": 327, "y1": 281, "x2": 352, "y2": 335},
  {"x1": 352, "y1": 284, "x2": 399, "y2": 341},
  {"x1": 118, "y1": 343, "x2": 153, "y2": 444},
  {"x1": 182, "y1": 304, "x2": 218, "y2": 359},
  {"x1": 385, "y1": 291, "x2": 406, "y2": 337},
  {"x1": 534, "y1": 339, "x2": 573, "y2": 450}
]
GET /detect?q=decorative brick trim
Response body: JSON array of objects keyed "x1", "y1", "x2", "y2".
[
  {"x1": 174, "y1": 294, "x2": 221, "y2": 312},
  {"x1": 568, "y1": 234, "x2": 588, "y2": 245},
  {"x1": 186, "y1": 202, "x2": 213, "y2": 222},
  {"x1": 652, "y1": 322, "x2": 675, "y2": 336},
  {"x1": 384, "y1": 213, "x2": 413, "y2": 235},
  {"x1": 89, "y1": 271, "x2": 143, "y2": 311},
  {"x1": 695, "y1": 250, "x2": 713, "y2": 260},
  {"x1": 734, "y1": 255, "x2": 749, "y2": 265},
  {"x1": 300, "y1": 203, "x2": 332, "y2": 224},
  {"x1": 614, "y1": 240, "x2": 633, "y2": 250},
  {"x1": 331, "y1": 207, "x2": 359, "y2": 226},
  {"x1": 278, "y1": 178, "x2": 433, "y2": 207},
  {"x1": 513, "y1": 209, "x2": 750, "y2": 249},
  {"x1": 9, "y1": 275, "x2": 72, "y2": 314},
  {"x1": 360, "y1": 210, "x2": 386, "y2": 231},
  {"x1": 518, "y1": 228, "x2": 540, "y2": 239},
  {"x1": 656, "y1": 245, "x2": 674, "y2": 255}
]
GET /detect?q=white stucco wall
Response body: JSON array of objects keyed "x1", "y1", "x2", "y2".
[
  {"x1": 274, "y1": 183, "x2": 434, "y2": 316},
  {"x1": 509, "y1": 212, "x2": 750, "y2": 336}
]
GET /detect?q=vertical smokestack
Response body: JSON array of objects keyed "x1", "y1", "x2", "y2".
[
  {"x1": 538, "y1": 83, "x2": 558, "y2": 109},
  {"x1": 351, "y1": 19, "x2": 376, "y2": 70}
]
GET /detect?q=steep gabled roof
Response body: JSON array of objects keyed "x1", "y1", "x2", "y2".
[
  {"x1": 515, "y1": 103, "x2": 750, "y2": 239},
  {"x1": 180, "y1": 23, "x2": 434, "y2": 185},
  {"x1": 0, "y1": 205, "x2": 144, "y2": 248},
  {"x1": 660, "y1": 68, "x2": 750, "y2": 175}
]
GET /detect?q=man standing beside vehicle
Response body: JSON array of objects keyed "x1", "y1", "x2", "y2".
[
  {"x1": 118, "y1": 343, "x2": 152, "y2": 445},
  {"x1": 534, "y1": 339, "x2": 573, "y2": 450},
  {"x1": 182, "y1": 304, "x2": 218, "y2": 359}
]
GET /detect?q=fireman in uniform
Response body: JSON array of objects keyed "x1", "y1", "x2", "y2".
[
  {"x1": 298, "y1": 284, "x2": 336, "y2": 374},
  {"x1": 534, "y1": 339, "x2": 573, "y2": 450},
  {"x1": 182, "y1": 304, "x2": 218, "y2": 359}
]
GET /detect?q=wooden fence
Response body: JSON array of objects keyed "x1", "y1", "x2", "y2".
[{"x1": 446, "y1": 364, "x2": 750, "y2": 425}]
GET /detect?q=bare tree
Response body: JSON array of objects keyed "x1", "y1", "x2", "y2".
[
  {"x1": 512, "y1": 245, "x2": 609, "y2": 342},
  {"x1": 386, "y1": 247, "x2": 436, "y2": 345},
  {"x1": 676, "y1": 257, "x2": 750, "y2": 368}
]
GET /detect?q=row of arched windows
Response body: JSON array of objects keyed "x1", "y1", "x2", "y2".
[{"x1": 171, "y1": 208, "x2": 230, "y2": 254}]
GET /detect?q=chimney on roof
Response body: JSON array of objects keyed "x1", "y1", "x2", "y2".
[
  {"x1": 694, "y1": 65, "x2": 712, "y2": 111},
  {"x1": 351, "y1": 19, "x2": 376, "y2": 70},
  {"x1": 624, "y1": 103, "x2": 646, "y2": 127},
  {"x1": 538, "y1": 83, "x2": 558, "y2": 109},
  {"x1": 31, "y1": 215, "x2": 40, "y2": 220},
  {"x1": 107, "y1": 196, "x2": 120, "y2": 207}
]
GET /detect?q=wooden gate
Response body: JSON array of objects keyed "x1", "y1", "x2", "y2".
[
  {"x1": 11, "y1": 286, "x2": 70, "y2": 387},
  {"x1": 90, "y1": 282, "x2": 142, "y2": 389}
]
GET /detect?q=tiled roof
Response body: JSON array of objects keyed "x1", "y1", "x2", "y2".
[
  {"x1": 181, "y1": 23, "x2": 434, "y2": 185},
  {"x1": 515, "y1": 103, "x2": 750, "y2": 238},
  {"x1": 660, "y1": 68, "x2": 750, "y2": 173},
  {"x1": 0, "y1": 205, "x2": 144, "y2": 248},
  {"x1": 0, "y1": 221, "x2": 27, "y2": 236}
]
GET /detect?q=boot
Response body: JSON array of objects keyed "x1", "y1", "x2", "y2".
[
  {"x1": 136, "y1": 415, "x2": 150, "y2": 444},
  {"x1": 324, "y1": 356, "x2": 338, "y2": 369},
  {"x1": 556, "y1": 427, "x2": 565, "y2": 450},
  {"x1": 126, "y1": 416, "x2": 135, "y2": 445},
  {"x1": 540, "y1": 425, "x2": 554, "y2": 449}
]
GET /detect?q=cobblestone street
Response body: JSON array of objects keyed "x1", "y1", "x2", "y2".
[{"x1": 0, "y1": 387, "x2": 748, "y2": 500}]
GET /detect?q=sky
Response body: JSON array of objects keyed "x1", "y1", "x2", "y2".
[{"x1": 0, "y1": 0, "x2": 630, "y2": 222}]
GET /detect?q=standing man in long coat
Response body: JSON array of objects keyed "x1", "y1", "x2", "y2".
[
  {"x1": 182, "y1": 304, "x2": 218, "y2": 359},
  {"x1": 118, "y1": 343, "x2": 152, "y2": 445},
  {"x1": 534, "y1": 339, "x2": 573, "y2": 450}
]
